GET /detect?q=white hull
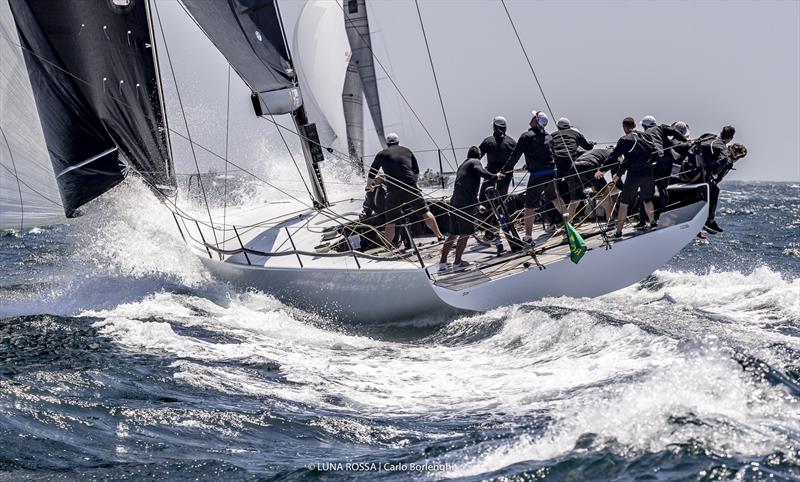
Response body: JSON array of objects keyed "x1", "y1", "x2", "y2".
[
  {"x1": 193, "y1": 187, "x2": 708, "y2": 323},
  {"x1": 432, "y1": 200, "x2": 707, "y2": 312}
]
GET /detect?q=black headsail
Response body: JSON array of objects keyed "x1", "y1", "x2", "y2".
[
  {"x1": 8, "y1": 0, "x2": 173, "y2": 217},
  {"x1": 181, "y1": 0, "x2": 327, "y2": 206},
  {"x1": 180, "y1": 0, "x2": 302, "y2": 115}
]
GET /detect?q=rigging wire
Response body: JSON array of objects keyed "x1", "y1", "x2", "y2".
[
  {"x1": 151, "y1": 0, "x2": 219, "y2": 248},
  {"x1": 0, "y1": 125, "x2": 26, "y2": 237},
  {"x1": 413, "y1": 0, "x2": 458, "y2": 168},
  {"x1": 222, "y1": 64, "x2": 231, "y2": 235},
  {"x1": 0, "y1": 162, "x2": 63, "y2": 208},
  {"x1": 173, "y1": 0, "x2": 314, "y2": 202},
  {"x1": 258, "y1": 106, "x2": 315, "y2": 202},
  {"x1": 334, "y1": 0, "x2": 456, "y2": 169},
  {"x1": 499, "y1": 0, "x2": 596, "y2": 227}
]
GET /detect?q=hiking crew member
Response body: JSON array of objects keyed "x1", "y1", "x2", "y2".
[
  {"x1": 366, "y1": 133, "x2": 443, "y2": 246},
  {"x1": 503, "y1": 111, "x2": 565, "y2": 242},
  {"x1": 691, "y1": 126, "x2": 746, "y2": 233},
  {"x1": 644, "y1": 119, "x2": 687, "y2": 218},
  {"x1": 478, "y1": 116, "x2": 517, "y2": 201},
  {"x1": 440, "y1": 147, "x2": 503, "y2": 271},
  {"x1": 601, "y1": 117, "x2": 658, "y2": 238},
  {"x1": 575, "y1": 147, "x2": 616, "y2": 221},
  {"x1": 550, "y1": 117, "x2": 596, "y2": 219},
  {"x1": 669, "y1": 121, "x2": 693, "y2": 172}
]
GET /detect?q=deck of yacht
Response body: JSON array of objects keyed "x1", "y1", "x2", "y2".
[{"x1": 176, "y1": 195, "x2": 656, "y2": 292}]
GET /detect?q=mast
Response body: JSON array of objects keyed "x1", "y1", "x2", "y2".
[
  {"x1": 274, "y1": 0, "x2": 328, "y2": 208},
  {"x1": 292, "y1": 105, "x2": 329, "y2": 207}
]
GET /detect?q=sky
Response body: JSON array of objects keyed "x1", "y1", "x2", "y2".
[{"x1": 148, "y1": 0, "x2": 800, "y2": 183}]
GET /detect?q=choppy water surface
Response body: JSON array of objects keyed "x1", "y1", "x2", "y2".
[{"x1": 1, "y1": 181, "x2": 798, "y2": 481}]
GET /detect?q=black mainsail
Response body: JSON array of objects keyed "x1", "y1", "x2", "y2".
[
  {"x1": 9, "y1": 0, "x2": 173, "y2": 216},
  {"x1": 180, "y1": 0, "x2": 302, "y2": 115}
]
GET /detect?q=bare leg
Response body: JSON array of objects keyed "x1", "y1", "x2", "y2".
[
  {"x1": 423, "y1": 211, "x2": 442, "y2": 238},
  {"x1": 567, "y1": 200, "x2": 580, "y2": 220},
  {"x1": 600, "y1": 190, "x2": 615, "y2": 222},
  {"x1": 383, "y1": 223, "x2": 396, "y2": 248},
  {"x1": 616, "y1": 203, "x2": 629, "y2": 233},
  {"x1": 439, "y1": 234, "x2": 456, "y2": 263},
  {"x1": 553, "y1": 196, "x2": 566, "y2": 215},
  {"x1": 453, "y1": 235, "x2": 470, "y2": 264},
  {"x1": 524, "y1": 207, "x2": 535, "y2": 237}
]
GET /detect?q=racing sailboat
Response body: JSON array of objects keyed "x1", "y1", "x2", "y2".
[{"x1": 1, "y1": 0, "x2": 708, "y2": 322}]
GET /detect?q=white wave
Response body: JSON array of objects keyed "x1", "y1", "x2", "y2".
[
  {"x1": 444, "y1": 351, "x2": 800, "y2": 478},
  {"x1": 84, "y1": 265, "x2": 800, "y2": 476},
  {"x1": 74, "y1": 178, "x2": 211, "y2": 286}
]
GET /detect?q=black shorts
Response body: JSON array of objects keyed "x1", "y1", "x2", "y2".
[
  {"x1": 448, "y1": 205, "x2": 475, "y2": 235},
  {"x1": 479, "y1": 175, "x2": 512, "y2": 201},
  {"x1": 653, "y1": 157, "x2": 674, "y2": 189},
  {"x1": 565, "y1": 174, "x2": 586, "y2": 201},
  {"x1": 574, "y1": 162, "x2": 610, "y2": 194},
  {"x1": 385, "y1": 187, "x2": 428, "y2": 223},
  {"x1": 557, "y1": 177, "x2": 571, "y2": 200},
  {"x1": 524, "y1": 174, "x2": 558, "y2": 209},
  {"x1": 620, "y1": 170, "x2": 654, "y2": 205}
]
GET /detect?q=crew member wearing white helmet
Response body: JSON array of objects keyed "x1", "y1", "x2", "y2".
[
  {"x1": 502, "y1": 110, "x2": 565, "y2": 241},
  {"x1": 477, "y1": 115, "x2": 517, "y2": 201},
  {"x1": 550, "y1": 116, "x2": 597, "y2": 219},
  {"x1": 366, "y1": 133, "x2": 443, "y2": 246},
  {"x1": 641, "y1": 115, "x2": 657, "y2": 130}
]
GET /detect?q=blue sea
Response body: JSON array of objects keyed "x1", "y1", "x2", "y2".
[{"x1": 1, "y1": 181, "x2": 798, "y2": 481}]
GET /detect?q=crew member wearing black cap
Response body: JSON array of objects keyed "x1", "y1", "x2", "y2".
[
  {"x1": 366, "y1": 133, "x2": 443, "y2": 246},
  {"x1": 478, "y1": 116, "x2": 517, "y2": 201},
  {"x1": 601, "y1": 117, "x2": 658, "y2": 238},
  {"x1": 439, "y1": 146, "x2": 503, "y2": 271},
  {"x1": 503, "y1": 111, "x2": 565, "y2": 242}
]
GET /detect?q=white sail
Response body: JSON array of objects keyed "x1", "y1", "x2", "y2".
[
  {"x1": 291, "y1": 0, "x2": 351, "y2": 157},
  {"x1": 0, "y1": 0, "x2": 63, "y2": 228}
]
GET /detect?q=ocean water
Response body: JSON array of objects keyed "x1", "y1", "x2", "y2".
[{"x1": 0, "y1": 181, "x2": 798, "y2": 481}]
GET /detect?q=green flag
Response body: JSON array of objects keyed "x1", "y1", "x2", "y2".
[{"x1": 565, "y1": 220, "x2": 587, "y2": 264}]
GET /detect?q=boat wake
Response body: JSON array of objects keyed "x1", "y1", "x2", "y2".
[{"x1": 1, "y1": 181, "x2": 798, "y2": 480}]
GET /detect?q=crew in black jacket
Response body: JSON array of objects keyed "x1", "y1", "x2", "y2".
[
  {"x1": 644, "y1": 120, "x2": 687, "y2": 218},
  {"x1": 550, "y1": 117, "x2": 596, "y2": 218},
  {"x1": 599, "y1": 117, "x2": 658, "y2": 238},
  {"x1": 690, "y1": 125, "x2": 746, "y2": 233},
  {"x1": 366, "y1": 133, "x2": 443, "y2": 246},
  {"x1": 478, "y1": 116, "x2": 516, "y2": 201},
  {"x1": 439, "y1": 146, "x2": 503, "y2": 270},
  {"x1": 575, "y1": 147, "x2": 616, "y2": 220},
  {"x1": 503, "y1": 111, "x2": 565, "y2": 241}
]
